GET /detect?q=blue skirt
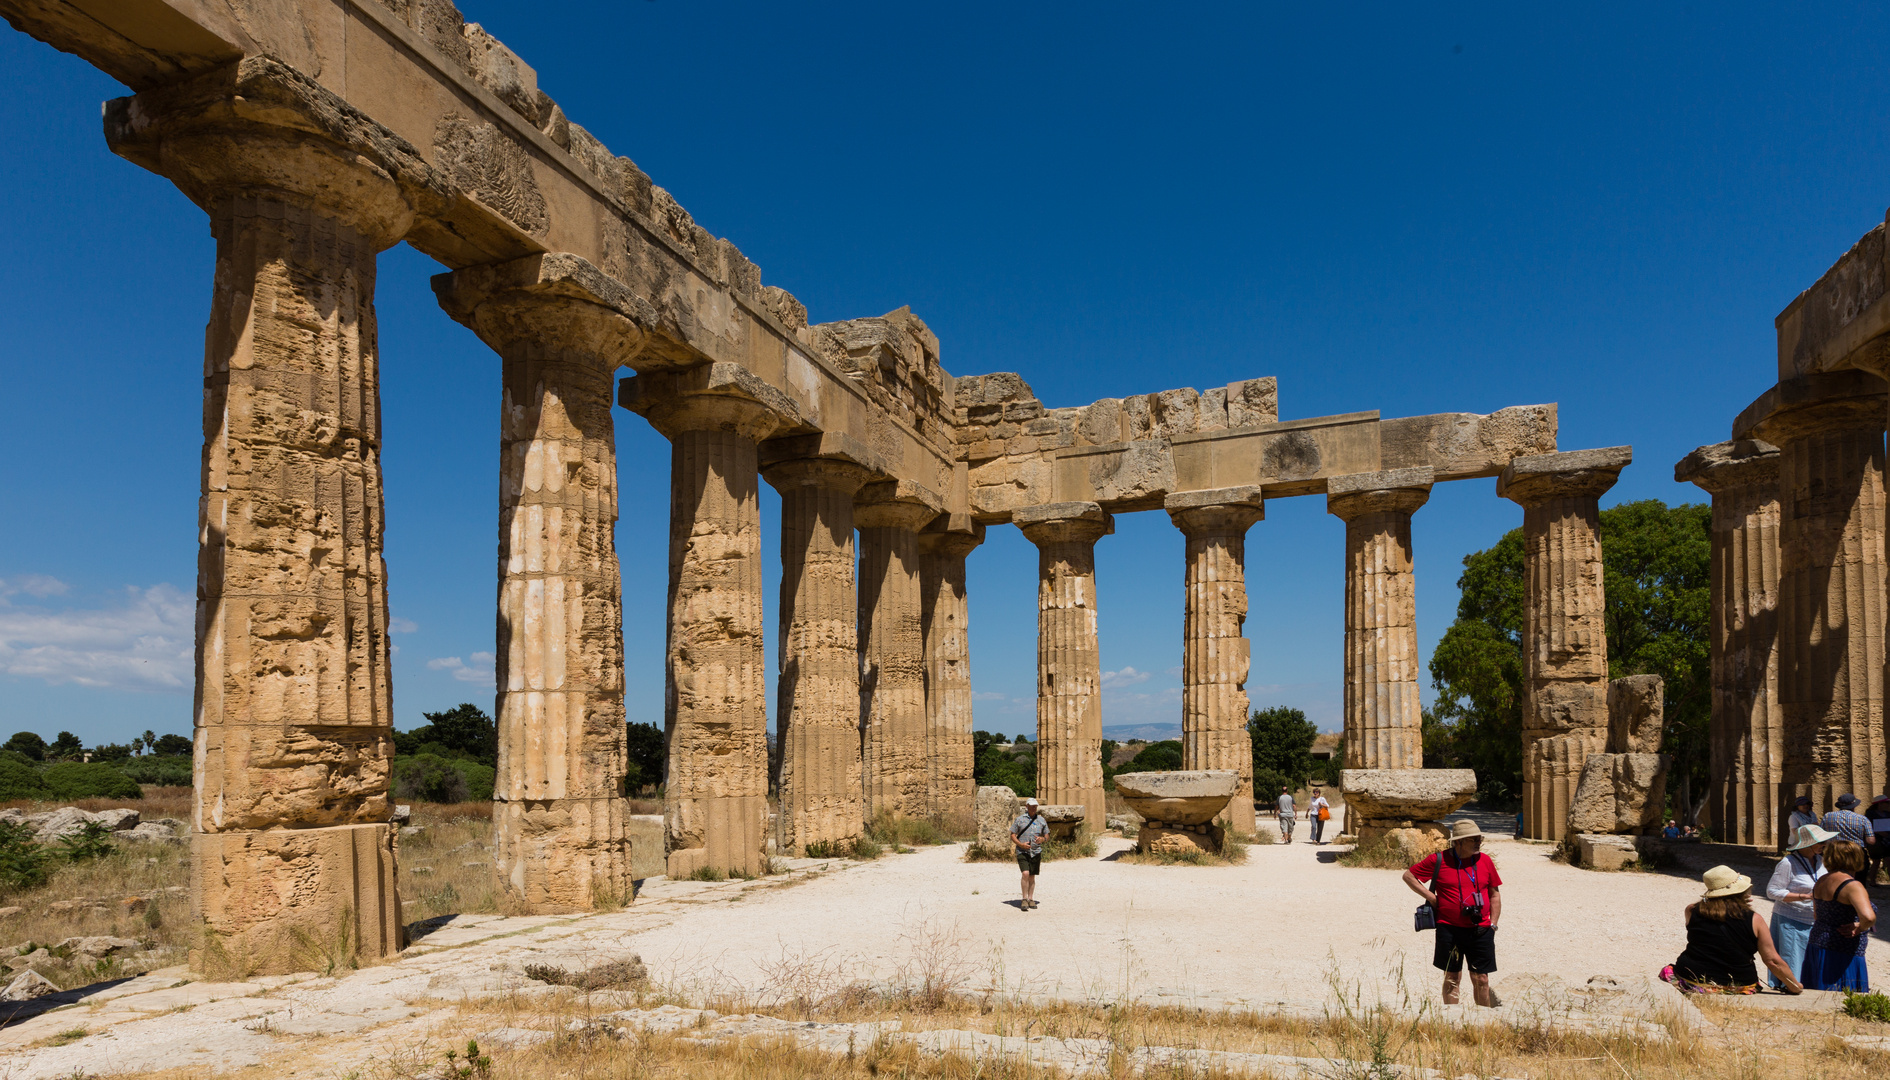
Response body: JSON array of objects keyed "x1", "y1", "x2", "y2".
[{"x1": 1801, "y1": 945, "x2": 1870, "y2": 992}]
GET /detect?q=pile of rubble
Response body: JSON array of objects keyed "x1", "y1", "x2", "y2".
[
  {"x1": 0, "y1": 807, "x2": 183, "y2": 845},
  {"x1": 0, "y1": 934, "x2": 163, "y2": 1002}
]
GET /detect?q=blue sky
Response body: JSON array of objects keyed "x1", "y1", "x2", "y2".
[{"x1": 2, "y1": 3, "x2": 1888, "y2": 747}]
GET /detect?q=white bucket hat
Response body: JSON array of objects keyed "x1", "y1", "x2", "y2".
[{"x1": 1789, "y1": 823, "x2": 1837, "y2": 852}]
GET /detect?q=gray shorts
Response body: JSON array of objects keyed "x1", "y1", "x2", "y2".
[{"x1": 1016, "y1": 849, "x2": 1042, "y2": 874}]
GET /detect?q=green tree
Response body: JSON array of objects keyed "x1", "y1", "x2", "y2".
[
  {"x1": 153, "y1": 734, "x2": 192, "y2": 757},
  {"x1": 2, "y1": 733, "x2": 45, "y2": 762},
  {"x1": 1427, "y1": 499, "x2": 1709, "y2": 817},
  {"x1": 1248, "y1": 707, "x2": 1316, "y2": 797},
  {"x1": 1114, "y1": 740, "x2": 1183, "y2": 775},
  {"x1": 46, "y1": 732, "x2": 82, "y2": 762},
  {"x1": 625, "y1": 721, "x2": 666, "y2": 792}
]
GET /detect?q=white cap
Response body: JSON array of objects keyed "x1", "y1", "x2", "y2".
[{"x1": 1024, "y1": 797, "x2": 1039, "y2": 806}]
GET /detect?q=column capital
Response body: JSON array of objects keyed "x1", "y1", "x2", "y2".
[
  {"x1": 918, "y1": 522, "x2": 986, "y2": 559},
  {"x1": 1326, "y1": 467, "x2": 1434, "y2": 521},
  {"x1": 1015, "y1": 501, "x2": 1113, "y2": 546},
  {"x1": 1497, "y1": 447, "x2": 1631, "y2": 507},
  {"x1": 104, "y1": 57, "x2": 449, "y2": 248},
  {"x1": 619, "y1": 362, "x2": 804, "y2": 441},
  {"x1": 1733, "y1": 370, "x2": 1888, "y2": 446},
  {"x1": 855, "y1": 479, "x2": 945, "y2": 531},
  {"x1": 433, "y1": 254, "x2": 654, "y2": 368},
  {"x1": 1164, "y1": 486, "x2": 1265, "y2": 535},
  {"x1": 763, "y1": 457, "x2": 877, "y2": 497},
  {"x1": 1673, "y1": 439, "x2": 1780, "y2": 495}
]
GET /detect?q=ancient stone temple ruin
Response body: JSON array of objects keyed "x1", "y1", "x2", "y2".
[
  {"x1": 5, "y1": 0, "x2": 1629, "y2": 972},
  {"x1": 1681, "y1": 222, "x2": 1890, "y2": 848}
]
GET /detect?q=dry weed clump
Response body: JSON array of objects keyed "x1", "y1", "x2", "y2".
[
  {"x1": 1335, "y1": 832, "x2": 1418, "y2": 870},
  {"x1": 399, "y1": 806, "x2": 504, "y2": 922},
  {"x1": 1115, "y1": 834, "x2": 1247, "y2": 867},
  {"x1": 0, "y1": 834, "x2": 190, "y2": 988},
  {"x1": 961, "y1": 832, "x2": 1097, "y2": 863}
]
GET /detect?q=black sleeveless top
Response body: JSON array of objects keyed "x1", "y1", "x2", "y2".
[{"x1": 1674, "y1": 909, "x2": 1759, "y2": 987}]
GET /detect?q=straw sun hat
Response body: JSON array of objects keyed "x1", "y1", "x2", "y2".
[
  {"x1": 1449, "y1": 820, "x2": 1483, "y2": 842},
  {"x1": 1700, "y1": 865, "x2": 1753, "y2": 899}
]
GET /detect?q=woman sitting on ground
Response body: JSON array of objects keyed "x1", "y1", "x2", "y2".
[
  {"x1": 1660, "y1": 865, "x2": 1802, "y2": 995},
  {"x1": 1801, "y1": 839, "x2": 1877, "y2": 992}
]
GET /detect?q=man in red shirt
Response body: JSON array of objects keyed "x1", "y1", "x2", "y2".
[{"x1": 1402, "y1": 819, "x2": 1503, "y2": 1006}]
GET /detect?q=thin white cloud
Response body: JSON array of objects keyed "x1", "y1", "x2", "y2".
[
  {"x1": 389, "y1": 617, "x2": 419, "y2": 634},
  {"x1": 972, "y1": 691, "x2": 1010, "y2": 701},
  {"x1": 0, "y1": 584, "x2": 192, "y2": 692},
  {"x1": 1100, "y1": 666, "x2": 1151, "y2": 689},
  {"x1": 428, "y1": 651, "x2": 496, "y2": 687},
  {"x1": 1164, "y1": 665, "x2": 1183, "y2": 679}
]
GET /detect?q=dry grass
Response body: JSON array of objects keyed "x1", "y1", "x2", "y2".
[
  {"x1": 0, "y1": 831, "x2": 190, "y2": 989},
  {"x1": 0, "y1": 785, "x2": 191, "y2": 820},
  {"x1": 1336, "y1": 832, "x2": 1416, "y2": 870},
  {"x1": 962, "y1": 833, "x2": 1098, "y2": 863},
  {"x1": 399, "y1": 804, "x2": 508, "y2": 922}
]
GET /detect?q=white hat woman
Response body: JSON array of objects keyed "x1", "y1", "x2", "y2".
[
  {"x1": 1765, "y1": 824, "x2": 1833, "y2": 988},
  {"x1": 1660, "y1": 865, "x2": 1802, "y2": 994}
]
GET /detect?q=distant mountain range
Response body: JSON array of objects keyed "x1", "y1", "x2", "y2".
[{"x1": 1101, "y1": 723, "x2": 1182, "y2": 742}]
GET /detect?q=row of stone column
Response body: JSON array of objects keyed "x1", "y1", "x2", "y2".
[{"x1": 1680, "y1": 371, "x2": 1889, "y2": 847}]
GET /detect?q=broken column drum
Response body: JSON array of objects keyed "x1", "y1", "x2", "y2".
[
  {"x1": 1675, "y1": 440, "x2": 1782, "y2": 849},
  {"x1": 623, "y1": 367, "x2": 800, "y2": 879},
  {"x1": 765, "y1": 457, "x2": 873, "y2": 855},
  {"x1": 1016, "y1": 502, "x2": 1112, "y2": 831},
  {"x1": 920, "y1": 526, "x2": 984, "y2": 825},
  {"x1": 1499, "y1": 448, "x2": 1632, "y2": 841},
  {"x1": 1166, "y1": 487, "x2": 1265, "y2": 833},
  {"x1": 105, "y1": 88, "x2": 422, "y2": 972},
  {"x1": 435, "y1": 255, "x2": 651, "y2": 913},
  {"x1": 1737, "y1": 373, "x2": 1888, "y2": 831},
  {"x1": 857, "y1": 481, "x2": 942, "y2": 822},
  {"x1": 1327, "y1": 468, "x2": 1434, "y2": 773}
]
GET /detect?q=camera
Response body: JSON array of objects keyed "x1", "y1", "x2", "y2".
[{"x1": 1460, "y1": 898, "x2": 1484, "y2": 921}]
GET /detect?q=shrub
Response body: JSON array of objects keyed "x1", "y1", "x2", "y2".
[
  {"x1": 56, "y1": 821, "x2": 114, "y2": 863},
  {"x1": 1336, "y1": 833, "x2": 1418, "y2": 870},
  {"x1": 1113, "y1": 740, "x2": 1183, "y2": 776},
  {"x1": 0, "y1": 821, "x2": 51, "y2": 892},
  {"x1": 392, "y1": 754, "x2": 470, "y2": 803},
  {"x1": 119, "y1": 756, "x2": 192, "y2": 787},
  {"x1": 0, "y1": 759, "x2": 50, "y2": 800},
  {"x1": 1846, "y1": 990, "x2": 1890, "y2": 1023},
  {"x1": 42, "y1": 762, "x2": 141, "y2": 800}
]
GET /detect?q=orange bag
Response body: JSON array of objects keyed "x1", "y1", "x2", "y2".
[{"x1": 1318, "y1": 805, "x2": 1330, "y2": 821}]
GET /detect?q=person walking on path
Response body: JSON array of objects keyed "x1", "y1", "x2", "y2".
[
  {"x1": 1788, "y1": 795, "x2": 1818, "y2": 837},
  {"x1": 1765, "y1": 824, "x2": 1833, "y2": 990},
  {"x1": 1659, "y1": 865, "x2": 1803, "y2": 995},
  {"x1": 1801, "y1": 839, "x2": 1877, "y2": 991},
  {"x1": 1308, "y1": 788, "x2": 1331, "y2": 845},
  {"x1": 1823, "y1": 793, "x2": 1873, "y2": 848},
  {"x1": 1866, "y1": 795, "x2": 1890, "y2": 884},
  {"x1": 1011, "y1": 797, "x2": 1049, "y2": 911},
  {"x1": 1403, "y1": 820, "x2": 1502, "y2": 1007},
  {"x1": 1275, "y1": 787, "x2": 1296, "y2": 844}
]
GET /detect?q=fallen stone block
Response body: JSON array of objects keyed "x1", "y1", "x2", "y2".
[
  {"x1": 1607, "y1": 675, "x2": 1664, "y2": 754},
  {"x1": 976, "y1": 785, "x2": 1021, "y2": 852},
  {"x1": 1571, "y1": 834, "x2": 1640, "y2": 871},
  {"x1": 91, "y1": 808, "x2": 140, "y2": 831},
  {"x1": 1113, "y1": 771, "x2": 1237, "y2": 826},
  {"x1": 1357, "y1": 821, "x2": 1450, "y2": 861},
  {"x1": 1566, "y1": 753, "x2": 1668, "y2": 838},
  {"x1": 1038, "y1": 804, "x2": 1086, "y2": 841},
  {"x1": 1339, "y1": 769, "x2": 1477, "y2": 822}
]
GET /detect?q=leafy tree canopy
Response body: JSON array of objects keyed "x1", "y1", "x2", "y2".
[
  {"x1": 625, "y1": 721, "x2": 666, "y2": 793},
  {"x1": 47, "y1": 732, "x2": 82, "y2": 761},
  {"x1": 394, "y1": 704, "x2": 497, "y2": 767},
  {"x1": 1249, "y1": 707, "x2": 1317, "y2": 797}
]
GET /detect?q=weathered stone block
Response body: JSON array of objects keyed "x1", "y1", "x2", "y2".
[
  {"x1": 1607, "y1": 675, "x2": 1663, "y2": 754},
  {"x1": 1138, "y1": 821, "x2": 1227, "y2": 855},
  {"x1": 1113, "y1": 771, "x2": 1237, "y2": 826},
  {"x1": 1339, "y1": 769, "x2": 1477, "y2": 822},
  {"x1": 493, "y1": 797, "x2": 630, "y2": 911},
  {"x1": 1567, "y1": 753, "x2": 1670, "y2": 837},
  {"x1": 1225, "y1": 377, "x2": 1279, "y2": 427},
  {"x1": 1039, "y1": 804, "x2": 1086, "y2": 841},
  {"x1": 1356, "y1": 820, "x2": 1450, "y2": 862},
  {"x1": 191, "y1": 824, "x2": 401, "y2": 976},
  {"x1": 1573, "y1": 833, "x2": 1640, "y2": 871},
  {"x1": 196, "y1": 724, "x2": 392, "y2": 833},
  {"x1": 976, "y1": 785, "x2": 1020, "y2": 852}
]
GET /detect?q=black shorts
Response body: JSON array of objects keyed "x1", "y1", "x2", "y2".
[
  {"x1": 1433, "y1": 924, "x2": 1497, "y2": 974},
  {"x1": 1016, "y1": 850, "x2": 1042, "y2": 875}
]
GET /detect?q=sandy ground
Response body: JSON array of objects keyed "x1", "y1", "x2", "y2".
[{"x1": 625, "y1": 831, "x2": 1890, "y2": 1007}]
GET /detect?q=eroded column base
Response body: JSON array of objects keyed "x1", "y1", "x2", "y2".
[
  {"x1": 668, "y1": 795, "x2": 767, "y2": 878},
  {"x1": 494, "y1": 797, "x2": 631, "y2": 912},
  {"x1": 191, "y1": 823, "x2": 401, "y2": 976}
]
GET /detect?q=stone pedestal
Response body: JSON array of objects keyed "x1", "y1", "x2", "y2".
[
  {"x1": 1114, "y1": 771, "x2": 1238, "y2": 854},
  {"x1": 857, "y1": 481, "x2": 943, "y2": 822},
  {"x1": 1499, "y1": 447, "x2": 1632, "y2": 840},
  {"x1": 1165, "y1": 487, "x2": 1265, "y2": 833},
  {"x1": 622, "y1": 365, "x2": 801, "y2": 879},
  {"x1": 763, "y1": 455, "x2": 874, "y2": 855},
  {"x1": 920, "y1": 525, "x2": 984, "y2": 827},
  {"x1": 1327, "y1": 468, "x2": 1433, "y2": 773},
  {"x1": 1736, "y1": 372, "x2": 1888, "y2": 833},
  {"x1": 1017, "y1": 502, "x2": 1114, "y2": 830},
  {"x1": 1676, "y1": 440, "x2": 1781, "y2": 849},
  {"x1": 105, "y1": 70, "x2": 435, "y2": 972},
  {"x1": 436, "y1": 255, "x2": 648, "y2": 911},
  {"x1": 1139, "y1": 822, "x2": 1227, "y2": 856}
]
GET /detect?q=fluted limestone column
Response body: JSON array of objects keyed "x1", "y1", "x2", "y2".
[
  {"x1": 1017, "y1": 502, "x2": 1113, "y2": 830},
  {"x1": 1498, "y1": 447, "x2": 1632, "y2": 841},
  {"x1": 1165, "y1": 487, "x2": 1265, "y2": 833},
  {"x1": 435, "y1": 256, "x2": 650, "y2": 910},
  {"x1": 622, "y1": 365, "x2": 802, "y2": 878},
  {"x1": 1676, "y1": 440, "x2": 1782, "y2": 848},
  {"x1": 920, "y1": 524, "x2": 985, "y2": 826},
  {"x1": 104, "y1": 63, "x2": 436, "y2": 972},
  {"x1": 857, "y1": 481, "x2": 943, "y2": 822},
  {"x1": 1327, "y1": 468, "x2": 1434, "y2": 773},
  {"x1": 1737, "y1": 372, "x2": 1888, "y2": 832},
  {"x1": 762, "y1": 454, "x2": 874, "y2": 854}
]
